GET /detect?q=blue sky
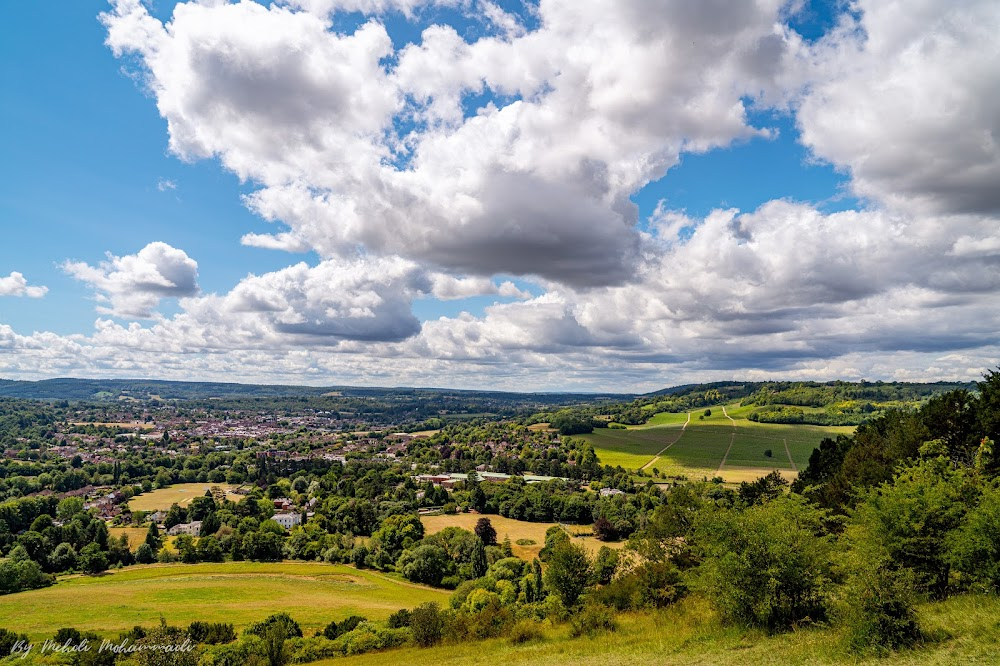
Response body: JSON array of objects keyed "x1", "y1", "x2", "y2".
[{"x1": 0, "y1": 0, "x2": 996, "y2": 390}]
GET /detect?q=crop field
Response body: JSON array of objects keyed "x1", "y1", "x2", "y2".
[
  {"x1": 127, "y1": 483, "x2": 243, "y2": 511},
  {"x1": 421, "y1": 514, "x2": 625, "y2": 560},
  {"x1": 583, "y1": 405, "x2": 855, "y2": 483},
  {"x1": 0, "y1": 562, "x2": 449, "y2": 641},
  {"x1": 107, "y1": 527, "x2": 150, "y2": 547}
]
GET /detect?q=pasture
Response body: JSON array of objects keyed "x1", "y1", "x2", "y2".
[
  {"x1": 582, "y1": 405, "x2": 855, "y2": 483},
  {"x1": 128, "y1": 483, "x2": 243, "y2": 512},
  {"x1": 1, "y1": 562, "x2": 448, "y2": 641},
  {"x1": 420, "y1": 514, "x2": 624, "y2": 560}
]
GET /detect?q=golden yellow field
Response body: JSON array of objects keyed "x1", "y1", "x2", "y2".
[
  {"x1": 421, "y1": 513, "x2": 624, "y2": 560},
  {"x1": 107, "y1": 527, "x2": 150, "y2": 547},
  {"x1": 127, "y1": 483, "x2": 242, "y2": 511}
]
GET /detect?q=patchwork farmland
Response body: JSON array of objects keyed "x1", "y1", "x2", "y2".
[{"x1": 581, "y1": 404, "x2": 855, "y2": 483}]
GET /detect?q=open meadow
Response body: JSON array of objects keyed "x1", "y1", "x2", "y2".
[
  {"x1": 127, "y1": 483, "x2": 243, "y2": 511},
  {"x1": 0, "y1": 562, "x2": 448, "y2": 641},
  {"x1": 421, "y1": 513, "x2": 625, "y2": 559},
  {"x1": 582, "y1": 405, "x2": 854, "y2": 483}
]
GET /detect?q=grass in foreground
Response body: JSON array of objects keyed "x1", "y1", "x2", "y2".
[
  {"x1": 321, "y1": 594, "x2": 1000, "y2": 666},
  {"x1": 1, "y1": 562, "x2": 449, "y2": 641}
]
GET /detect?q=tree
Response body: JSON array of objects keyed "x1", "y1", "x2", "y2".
[
  {"x1": 474, "y1": 517, "x2": 497, "y2": 546},
  {"x1": 470, "y1": 538, "x2": 488, "y2": 579},
  {"x1": 78, "y1": 543, "x2": 108, "y2": 575},
  {"x1": 593, "y1": 546, "x2": 619, "y2": 585},
  {"x1": 164, "y1": 504, "x2": 187, "y2": 530},
  {"x1": 544, "y1": 542, "x2": 592, "y2": 608},
  {"x1": 48, "y1": 542, "x2": 78, "y2": 573},
  {"x1": 368, "y1": 514, "x2": 424, "y2": 570},
  {"x1": 397, "y1": 544, "x2": 450, "y2": 587},
  {"x1": 592, "y1": 516, "x2": 618, "y2": 542},
  {"x1": 135, "y1": 542, "x2": 156, "y2": 564},
  {"x1": 145, "y1": 522, "x2": 162, "y2": 550},
  {"x1": 410, "y1": 602, "x2": 444, "y2": 647}
]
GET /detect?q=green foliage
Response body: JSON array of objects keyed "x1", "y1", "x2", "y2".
[
  {"x1": 591, "y1": 561, "x2": 685, "y2": 610},
  {"x1": 593, "y1": 546, "x2": 619, "y2": 585},
  {"x1": 544, "y1": 542, "x2": 592, "y2": 608},
  {"x1": 569, "y1": 602, "x2": 617, "y2": 637},
  {"x1": 369, "y1": 513, "x2": 424, "y2": 570},
  {"x1": 694, "y1": 495, "x2": 833, "y2": 631},
  {"x1": 188, "y1": 621, "x2": 237, "y2": 644},
  {"x1": 78, "y1": 543, "x2": 108, "y2": 575},
  {"x1": 849, "y1": 456, "x2": 973, "y2": 599},
  {"x1": 244, "y1": 613, "x2": 303, "y2": 639},
  {"x1": 410, "y1": 602, "x2": 445, "y2": 647},
  {"x1": 948, "y1": 482, "x2": 1000, "y2": 592},
  {"x1": 836, "y1": 554, "x2": 921, "y2": 654}
]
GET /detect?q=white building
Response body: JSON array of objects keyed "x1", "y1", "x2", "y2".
[
  {"x1": 167, "y1": 521, "x2": 203, "y2": 536},
  {"x1": 272, "y1": 512, "x2": 302, "y2": 530}
]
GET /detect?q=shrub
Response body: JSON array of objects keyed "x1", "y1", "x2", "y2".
[
  {"x1": 694, "y1": 495, "x2": 833, "y2": 631},
  {"x1": 386, "y1": 609, "x2": 411, "y2": 629},
  {"x1": 592, "y1": 561, "x2": 684, "y2": 611},
  {"x1": 410, "y1": 602, "x2": 444, "y2": 647},
  {"x1": 0, "y1": 628, "x2": 28, "y2": 656},
  {"x1": 569, "y1": 603, "x2": 617, "y2": 638},
  {"x1": 838, "y1": 563, "x2": 921, "y2": 654},
  {"x1": 245, "y1": 613, "x2": 303, "y2": 639},
  {"x1": 188, "y1": 621, "x2": 236, "y2": 644},
  {"x1": 507, "y1": 619, "x2": 544, "y2": 645}
]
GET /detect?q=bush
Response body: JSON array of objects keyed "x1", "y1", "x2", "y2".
[
  {"x1": 507, "y1": 619, "x2": 544, "y2": 645},
  {"x1": 592, "y1": 561, "x2": 684, "y2": 610},
  {"x1": 410, "y1": 602, "x2": 445, "y2": 647},
  {"x1": 0, "y1": 628, "x2": 28, "y2": 655},
  {"x1": 245, "y1": 613, "x2": 303, "y2": 639},
  {"x1": 838, "y1": 563, "x2": 921, "y2": 654},
  {"x1": 386, "y1": 609, "x2": 411, "y2": 629},
  {"x1": 188, "y1": 621, "x2": 236, "y2": 644},
  {"x1": 694, "y1": 495, "x2": 833, "y2": 631},
  {"x1": 569, "y1": 603, "x2": 617, "y2": 637}
]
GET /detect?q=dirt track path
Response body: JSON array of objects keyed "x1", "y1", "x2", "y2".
[
  {"x1": 639, "y1": 412, "x2": 691, "y2": 471},
  {"x1": 783, "y1": 437, "x2": 798, "y2": 471}
]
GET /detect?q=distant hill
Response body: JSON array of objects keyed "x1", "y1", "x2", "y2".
[{"x1": 0, "y1": 377, "x2": 633, "y2": 404}]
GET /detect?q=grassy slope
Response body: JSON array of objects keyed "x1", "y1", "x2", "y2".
[
  {"x1": 324, "y1": 595, "x2": 1000, "y2": 666},
  {"x1": 1, "y1": 562, "x2": 449, "y2": 641}
]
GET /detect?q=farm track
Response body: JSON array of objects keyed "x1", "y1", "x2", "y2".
[
  {"x1": 639, "y1": 412, "x2": 691, "y2": 471},
  {"x1": 721, "y1": 404, "x2": 737, "y2": 426},
  {"x1": 783, "y1": 437, "x2": 797, "y2": 471},
  {"x1": 716, "y1": 431, "x2": 736, "y2": 473}
]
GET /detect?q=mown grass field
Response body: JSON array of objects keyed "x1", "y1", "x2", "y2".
[
  {"x1": 582, "y1": 405, "x2": 855, "y2": 483},
  {"x1": 127, "y1": 483, "x2": 243, "y2": 512},
  {"x1": 1, "y1": 562, "x2": 448, "y2": 641},
  {"x1": 421, "y1": 514, "x2": 625, "y2": 560},
  {"x1": 322, "y1": 594, "x2": 1000, "y2": 666}
]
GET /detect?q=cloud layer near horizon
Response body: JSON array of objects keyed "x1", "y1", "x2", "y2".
[{"x1": 1, "y1": 0, "x2": 999, "y2": 391}]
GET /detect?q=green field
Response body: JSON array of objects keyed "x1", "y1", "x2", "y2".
[
  {"x1": 1, "y1": 562, "x2": 449, "y2": 640},
  {"x1": 582, "y1": 404, "x2": 854, "y2": 482},
  {"x1": 322, "y1": 594, "x2": 1000, "y2": 666}
]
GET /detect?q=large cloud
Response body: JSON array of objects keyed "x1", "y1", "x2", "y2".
[
  {"x1": 101, "y1": 0, "x2": 792, "y2": 286},
  {"x1": 62, "y1": 242, "x2": 200, "y2": 318},
  {"x1": 797, "y1": 0, "x2": 1000, "y2": 215},
  {"x1": 0, "y1": 272, "x2": 48, "y2": 298}
]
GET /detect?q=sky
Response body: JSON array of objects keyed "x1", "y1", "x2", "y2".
[{"x1": 0, "y1": 0, "x2": 998, "y2": 392}]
